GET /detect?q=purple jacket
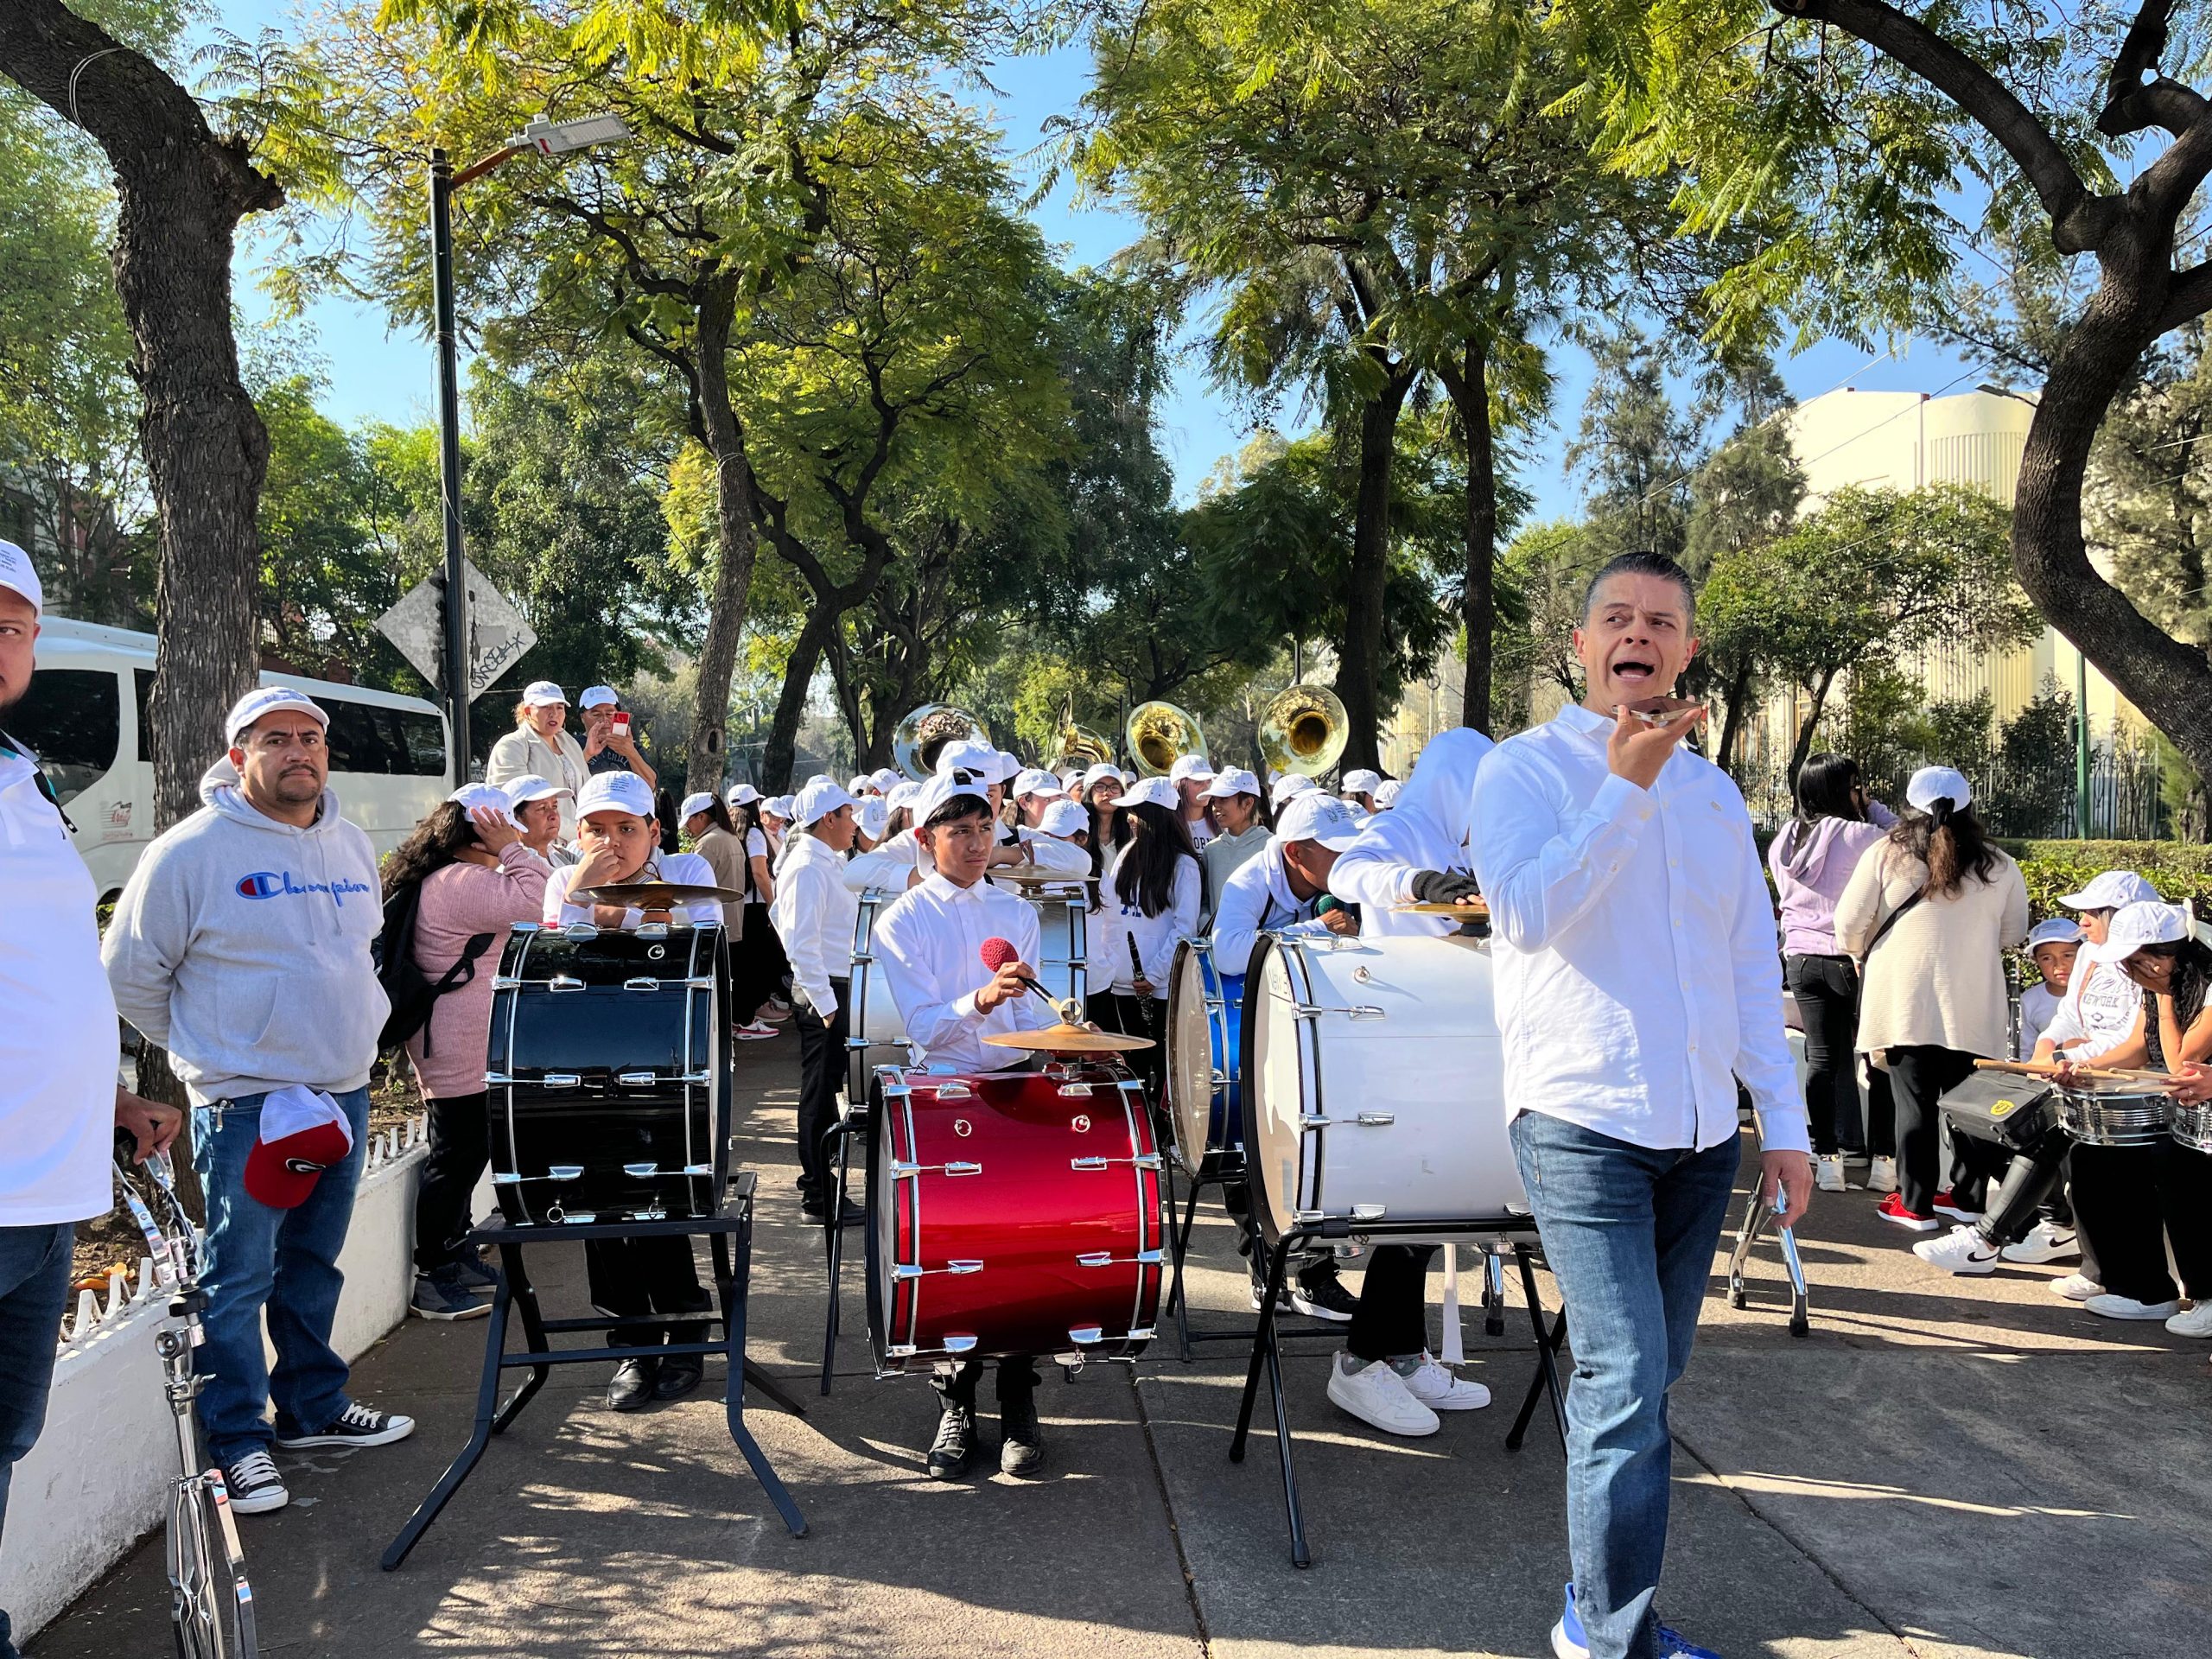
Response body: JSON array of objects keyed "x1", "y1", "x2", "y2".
[{"x1": 1767, "y1": 803, "x2": 1897, "y2": 959}]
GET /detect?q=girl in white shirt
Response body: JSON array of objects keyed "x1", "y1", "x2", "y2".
[{"x1": 1102, "y1": 783, "x2": 1202, "y2": 1108}]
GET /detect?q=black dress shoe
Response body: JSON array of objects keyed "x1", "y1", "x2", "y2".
[
  {"x1": 607, "y1": 1357, "x2": 660, "y2": 1412},
  {"x1": 998, "y1": 1389, "x2": 1045, "y2": 1478},
  {"x1": 653, "y1": 1351, "x2": 705, "y2": 1402},
  {"x1": 927, "y1": 1403, "x2": 976, "y2": 1479},
  {"x1": 802, "y1": 1197, "x2": 867, "y2": 1227}
]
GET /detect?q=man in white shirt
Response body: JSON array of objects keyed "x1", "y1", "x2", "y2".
[
  {"x1": 873, "y1": 773, "x2": 1052, "y2": 1479},
  {"x1": 841, "y1": 749, "x2": 1087, "y2": 896},
  {"x1": 768, "y1": 777, "x2": 863, "y2": 1224},
  {"x1": 1169, "y1": 753, "x2": 1217, "y2": 848},
  {"x1": 0, "y1": 547, "x2": 178, "y2": 1658},
  {"x1": 1471, "y1": 552, "x2": 1810, "y2": 1659}
]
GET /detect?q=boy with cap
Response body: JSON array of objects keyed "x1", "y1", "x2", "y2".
[
  {"x1": 768, "y1": 777, "x2": 863, "y2": 1223},
  {"x1": 103, "y1": 685, "x2": 412, "y2": 1516},
  {"x1": 487, "y1": 683, "x2": 589, "y2": 839},
  {"x1": 577, "y1": 685, "x2": 657, "y2": 787},
  {"x1": 2018, "y1": 918, "x2": 2082, "y2": 1060}
]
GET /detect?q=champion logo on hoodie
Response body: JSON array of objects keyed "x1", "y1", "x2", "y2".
[{"x1": 235, "y1": 869, "x2": 374, "y2": 907}]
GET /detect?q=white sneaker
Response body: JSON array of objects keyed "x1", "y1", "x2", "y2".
[
  {"x1": 1999, "y1": 1221, "x2": 2079, "y2": 1264},
  {"x1": 1865, "y1": 1156, "x2": 1898, "y2": 1194},
  {"x1": 1815, "y1": 1155, "x2": 1847, "y2": 1193},
  {"x1": 2165, "y1": 1302, "x2": 2212, "y2": 1338},
  {"x1": 1397, "y1": 1353, "x2": 1491, "y2": 1412},
  {"x1": 219, "y1": 1449, "x2": 289, "y2": 1516},
  {"x1": 2083, "y1": 1293, "x2": 2183, "y2": 1321},
  {"x1": 1325, "y1": 1352, "x2": 1439, "y2": 1437},
  {"x1": 2050, "y1": 1274, "x2": 2104, "y2": 1302},
  {"x1": 733, "y1": 1020, "x2": 779, "y2": 1041},
  {"x1": 1913, "y1": 1225, "x2": 1999, "y2": 1275}
]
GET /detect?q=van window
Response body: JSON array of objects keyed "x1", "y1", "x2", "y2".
[
  {"x1": 324, "y1": 699, "x2": 446, "y2": 777},
  {"x1": 5, "y1": 668, "x2": 121, "y2": 804}
]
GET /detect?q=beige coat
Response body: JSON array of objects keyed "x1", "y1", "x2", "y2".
[
  {"x1": 1834, "y1": 838, "x2": 2028, "y2": 1058},
  {"x1": 485, "y1": 724, "x2": 590, "y2": 840}
]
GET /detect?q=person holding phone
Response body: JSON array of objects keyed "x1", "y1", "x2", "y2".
[{"x1": 578, "y1": 685, "x2": 657, "y2": 789}]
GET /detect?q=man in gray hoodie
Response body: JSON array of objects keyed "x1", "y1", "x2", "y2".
[{"x1": 104, "y1": 686, "x2": 414, "y2": 1516}]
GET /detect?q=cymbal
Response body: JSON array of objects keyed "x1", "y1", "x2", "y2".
[
  {"x1": 1391, "y1": 899, "x2": 1491, "y2": 916},
  {"x1": 982, "y1": 1023, "x2": 1157, "y2": 1053},
  {"x1": 992, "y1": 864, "x2": 1096, "y2": 885},
  {"x1": 580, "y1": 880, "x2": 744, "y2": 907}
]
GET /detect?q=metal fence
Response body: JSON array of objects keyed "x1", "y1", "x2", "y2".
[{"x1": 1738, "y1": 736, "x2": 2169, "y2": 840}]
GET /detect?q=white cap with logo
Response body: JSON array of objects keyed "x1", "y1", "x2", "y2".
[
  {"x1": 1202, "y1": 766, "x2": 1261, "y2": 801},
  {"x1": 1168, "y1": 753, "x2": 1215, "y2": 785},
  {"x1": 576, "y1": 770, "x2": 656, "y2": 819},
  {"x1": 1120, "y1": 776, "x2": 1179, "y2": 812},
  {"x1": 726, "y1": 782, "x2": 761, "y2": 807},
  {"x1": 1081, "y1": 761, "x2": 1127, "y2": 793},
  {"x1": 2025, "y1": 918, "x2": 2082, "y2": 951},
  {"x1": 912, "y1": 770, "x2": 992, "y2": 827},
  {"x1": 934, "y1": 738, "x2": 1007, "y2": 784},
  {"x1": 0, "y1": 539, "x2": 41, "y2": 613},
  {"x1": 503, "y1": 773, "x2": 572, "y2": 805},
  {"x1": 578, "y1": 685, "x2": 619, "y2": 710},
  {"x1": 1342, "y1": 768, "x2": 1383, "y2": 795},
  {"x1": 225, "y1": 686, "x2": 329, "y2": 747},
  {"x1": 1274, "y1": 789, "x2": 1363, "y2": 852}
]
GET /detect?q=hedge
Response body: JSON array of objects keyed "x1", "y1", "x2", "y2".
[{"x1": 1999, "y1": 840, "x2": 2212, "y2": 920}]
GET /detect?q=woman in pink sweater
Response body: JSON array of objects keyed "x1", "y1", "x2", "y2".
[{"x1": 383, "y1": 791, "x2": 549, "y2": 1319}]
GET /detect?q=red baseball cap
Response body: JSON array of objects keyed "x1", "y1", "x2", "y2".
[{"x1": 243, "y1": 1087, "x2": 354, "y2": 1210}]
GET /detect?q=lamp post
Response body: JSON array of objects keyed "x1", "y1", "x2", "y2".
[{"x1": 429, "y1": 113, "x2": 632, "y2": 780}]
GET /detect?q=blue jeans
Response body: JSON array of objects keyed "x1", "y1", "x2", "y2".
[
  {"x1": 0, "y1": 1222, "x2": 75, "y2": 1659},
  {"x1": 1510, "y1": 1113, "x2": 1739, "y2": 1659},
  {"x1": 192, "y1": 1088, "x2": 370, "y2": 1465}
]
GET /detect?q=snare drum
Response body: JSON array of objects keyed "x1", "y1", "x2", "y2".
[
  {"x1": 2056, "y1": 1086, "x2": 2172, "y2": 1147},
  {"x1": 866, "y1": 1062, "x2": 1161, "y2": 1372},
  {"x1": 487, "y1": 921, "x2": 729, "y2": 1224},
  {"x1": 2163, "y1": 1099, "x2": 2212, "y2": 1153},
  {"x1": 1242, "y1": 932, "x2": 1524, "y2": 1244},
  {"x1": 1166, "y1": 939, "x2": 1243, "y2": 1177}
]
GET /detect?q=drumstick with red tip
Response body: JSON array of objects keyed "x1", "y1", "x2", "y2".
[{"x1": 981, "y1": 937, "x2": 1081, "y2": 1026}]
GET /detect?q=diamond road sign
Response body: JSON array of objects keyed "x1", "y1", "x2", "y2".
[{"x1": 376, "y1": 561, "x2": 537, "y2": 701}]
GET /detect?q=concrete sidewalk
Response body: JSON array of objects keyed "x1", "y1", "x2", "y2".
[{"x1": 27, "y1": 1043, "x2": 2209, "y2": 1658}]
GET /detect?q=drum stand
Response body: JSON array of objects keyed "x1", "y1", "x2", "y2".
[
  {"x1": 819, "y1": 1090, "x2": 873, "y2": 1394},
  {"x1": 1230, "y1": 1219, "x2": 1563, "y2": 1568},
  {"x1": 1160, "y1": 1160, "x2": 1347, "y2": 1361},
  {"x1": 1726, "y1": 1192, "x2": 1810, "y2": 1337},
  {"x1": 382, "y1": 1173, "x2": 808, "y2": 1569}
]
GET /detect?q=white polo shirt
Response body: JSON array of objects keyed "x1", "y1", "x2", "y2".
[{"x1": 1, "y1": 739, "x2": 118, "y2": 1224}]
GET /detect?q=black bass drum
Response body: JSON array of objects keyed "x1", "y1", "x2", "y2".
[{"x1": 486, "y1": 921, "x2": 730, "y2": 1224}]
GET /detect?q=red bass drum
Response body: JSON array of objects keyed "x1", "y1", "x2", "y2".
[{"x1": 867, "y1": 1062, "x2": 1162, "y2": 1372}]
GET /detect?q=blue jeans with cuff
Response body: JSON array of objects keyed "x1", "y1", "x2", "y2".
[
  {"x1": 1510, "y1": 1112, "x2": 1739, "y2": 1659},
  {"x1": 192, "y1": 1087, "x2": 371, "y2": 1465},
  {"x1": 0, "y1": 1221, "x2": 76, "y2": 1659}
]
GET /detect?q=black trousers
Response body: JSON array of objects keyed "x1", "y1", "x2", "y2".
[
  {"x1": 585, "y1": 1235, "x2": 709, "y2": 1348},
  {"x1": 1886, "y1": 1046, "x2": 2008, "y2": 1216},
  {"x1": 1109, "y1": 992, "x2": 1169, "y2": 1118},
  {"x1": 1971, "y1": 1126, "x2": 2071, "y2": 1249},
  {"x1": 414, "y1": 1090, "x2": 488, "y2": 1274},
  {"x1": 935, "y1": 1356, "x2": 1039, "y2": 1408},
  {"x1": 1786, "y1": 955, "x2": 1895, "y2": 1155},
  {"x1": 796, "y1": 980, "x2": 850, "y2": 1198},
  {"x1": 1345, "y1": 1244, "x2": 1438, "y2": 1362},
  {"x1": 731, "y1": 902, "x2": 789, "y2": 1020},
  {"x1": 2158, "y1": 1140, "x2": 2212, "y2": 1300},
  {"x1": 2070, "y1": 1142, "x2": 2171, "y2": 1302}
]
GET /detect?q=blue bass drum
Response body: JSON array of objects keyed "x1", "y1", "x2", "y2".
[{"x1": 1166, "y1": 938, "x2": 1243, "y2": 1178}]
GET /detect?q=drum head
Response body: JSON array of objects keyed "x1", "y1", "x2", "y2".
[
  {"x1": 1238, "y1": 934, "x2": 1308, "y2": 1248},
  {"x1": 1166, "y1": 941, "x2": 1215, "y2": 1170}
]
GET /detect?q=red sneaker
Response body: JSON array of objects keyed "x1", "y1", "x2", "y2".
[
  {"x1": 1876, "y1": 1192, "x2": 1940, "y2": 1232},
  {"x1": 1930, "y1": 1189, "x2": 1983, "y2": 1223}
]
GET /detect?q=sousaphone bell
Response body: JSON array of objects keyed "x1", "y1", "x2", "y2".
[
  {"x1": 892, "y1": 702, "x2": 987, "y2": 783},
  {"x1": 1258, "y1": 683, "x2": 1348, "y2": 778},
  {"x1": 1126, "y1": 700, "x2": 1207, "y2": 779}
]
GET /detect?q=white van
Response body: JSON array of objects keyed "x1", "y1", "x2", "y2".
[{"x1": 9, "y1": 616, "x2": 451, "y2": 905}]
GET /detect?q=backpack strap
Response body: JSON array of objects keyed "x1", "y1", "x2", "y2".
[{"x1": 416, "y1": 932, "x2": 497, "y2": 1056}]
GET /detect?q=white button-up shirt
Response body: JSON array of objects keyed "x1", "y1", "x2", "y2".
[
  {"x1": 1101, "y1": 847, "x2": 1203, "y2": 995},
  {"x1": 769, "y1": 830, "x2": 860, "y2": 1017},
  {"x1": 1471, "y1": 704, "x2": 1807, "y2": 1155},
  {"x1": 873, "y1": 872, "x2": 1044, "y2": 1072},
  {"x1": 1211, "y1": 836, "x2": 1331, "y2": 976}
]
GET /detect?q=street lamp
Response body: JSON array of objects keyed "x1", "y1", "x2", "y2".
[{"x1": 429, "y1": 112, "x2": 632, "y2": 779}]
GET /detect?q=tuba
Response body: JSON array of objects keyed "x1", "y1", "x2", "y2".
[
  {"x1": 1258, "y1": 683, "x2": 1348, "y2": 779},
  {"x1": 1126, "y1": 700, "x2": 1206, "y2": 779},
  {"x1": 1046, "y1": 718, "x2": 1116, "y2": 774},
  {"x1": 892, "y1": 702, "x2": 987, "y2": 783}
]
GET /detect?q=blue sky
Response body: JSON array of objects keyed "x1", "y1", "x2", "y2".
[{"x1": 203, "y1": 3, "x2": 1979, "y2": 523}]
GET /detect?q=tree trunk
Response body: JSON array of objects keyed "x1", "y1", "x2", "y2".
[
  {"x1": 1452, "y1": 340, "x2": 1497, "y2": 735},
  {"x1": 683, "y1": 273, "x2": 760, "y2": 797},
  {"x1": 1338, "y1": 365, "x2": 1415, "y2": 772},
  {"x1": 1714, "y1": 656, "x2": 1757, "y2": 774},
  {"x1": 1788, "y1": 665, "x2": 1840, "y2": 779},
  {"x1": 761, "y1": 602, "x2": 837, "y2": 792},
  {"x1": 0, "y1": 3, "x2": 283, "y2": 830}
]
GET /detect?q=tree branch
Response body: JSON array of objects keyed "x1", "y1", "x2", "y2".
[{"x1": 2157, "y1": 258, "x2": 2212, "y2": 334}]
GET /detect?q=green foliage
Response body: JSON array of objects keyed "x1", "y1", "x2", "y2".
[{"x1": 2002, "y1": 842, "x2": 2212, "y2": 925}]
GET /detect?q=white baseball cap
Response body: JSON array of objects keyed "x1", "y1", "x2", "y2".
[
  {"x1": 1374, "y1": 779, "x2": 1402, "y2": 809},
  {"x1": 447, "y1": 782, "x2": 517, "y2": 822},
  {"x1": 858, "y1": 797, "x2": 889, "y2": 839},
  {"x1": 1342, "y1": 767, "x2": 1382, "y2": 795},
  {"x1": 520, "y1": 680, "x2": 569, "y2": 709},
  {"x1": 1905, "y1": 766, "x2": 1973, "y2": 812},
  {"x1": 1201, "y1": 766, "x2": 1261, "y2": 801},
  {"x1": 765, "y1": 795, "x2": 795, "y2": 820},
  {"x1": 1039, "y1": 798, "x2": 1088, "y2": 837},
  {"x1": 225, "y1": 686, "x2": 329, "y2": 746},
  {"x1": 1275, "y1": 789, "x2": 1363, "y2": 852},
  {"x1": 1081, "y1": 761, "x2": 1128, "y2": 793},
  {"x1": 502, "y1": 773, "x2": 571, "y2": 805},
  {"x1": 0, "y1": 540, "x2": 41, "y2": 613},
  {"x1": 1169, "y1": 753, "x2": 1215, "y2": 785},
  {"x1": 2026, "y1": 918, "x2": 2082, "y2": 951},
  {"x1": 885, "y1": 779, "x2": 919, "y2": 812},
  {"x1": 1270, "y1": 772, "x2": 1316, "y2": 808},
  {"x1": 848, "y1": 774, "x2": 874, "y2": 795},
  {"x1": 576, "y1": 770, "x2": 656, "y2": 820},
  {"x1": 725, "y1": 782, "x2": 760, "y2": 807},
  {"x1": 912, "y1": 769, "x2": 992, "y2": 828},
  {"x1": 678, "y1": 791, "x2": 717, "y2": 821},
  {"x1": 578, "y1": 685, "x2": 619, "y2": 709},
  {"x1": 935, "y1": 738, "x2": 1007, "y2": 784},
  {"x1": 871, "y1": 766, "x2": 901, "y2": 794},
  {"x1": 2084, "y1": 900, "x2": 2194, "y2": 963},
  {"x1": 1121, "y1": 776, "x2": 1179, "y2": 811},
  {"x1": 1011, "y1": 766, "x2": 1065, "y2": 801},
  {"x1": 794, "y1": 775, "x2": 858, "y2": 829},
  {"x1": 2057, "y1": 869, "x2": 2163, "y2": 912}
]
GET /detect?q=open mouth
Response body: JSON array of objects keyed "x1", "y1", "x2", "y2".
[{"x1": 1611, "y1": 657, "x2": 1658, "y2": 687}]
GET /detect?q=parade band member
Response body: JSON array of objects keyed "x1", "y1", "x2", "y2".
[
  {"x1": 767, "y1": 777, "x2": 863, "y2": 1224},
  {"x1": 842, "y1": 749, "x2": 1088, "y2": 896},
  {"x1": 1169, "y1": 753, "x2": 1217, "y2": 848},
  {"x1": 545, "y1": 771, "x2": 719, "y2": 1410},
  {"x1": 1198, "y1": 766, "x2": 1268, "y2": 923},
  {"x1": 873, "y1": 772, "x2": 1052, "y2": 1478},
  {"x1": 1471, "y1": 551, "x2": 1810, "y2": 1659},
  {"x1": 1340, "y1": 767, "x2": 1383, "y2": 816},
  {"x1": 1103, "y1": 777, "x2": 1203, "y2": 1106}
]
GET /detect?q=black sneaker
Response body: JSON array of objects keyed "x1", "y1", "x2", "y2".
[
  {"x1": 1290, "y1": 1263, "x2": 1358, "y2": 1322},
  {"x1": 273, "y1": 1402, "x2": 416, "y2": 1450},
  {"x1": 998, "y1": 1390, "x2": 1045, "y2": 1478},
  {"x1": 653, "y1": 1351, "x2": 705, "y2": 1402},
  {"x1": 607, "y1": 1357, "x2": 659, "y2": 1412},
  {"x1": 411, "y1": 1269, "x2": 492, "y2": 1321},
  {"x1": 449, "y1": 1249, "x2": 499, "y2": 1293},
  {"x1": 802, "y1": 1196, "x2": 866, "y2": 1226},
  {"x1": 927, "y1": 1402, "x2": 976, "y2": 1479},
  {"x1": 220, "y1": 1448, "x2": 289, "y2": 1516}
]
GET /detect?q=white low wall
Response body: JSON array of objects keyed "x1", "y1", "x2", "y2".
[{"x1": 2, "y1": 1128, "x2": 427, "y2": 1643}]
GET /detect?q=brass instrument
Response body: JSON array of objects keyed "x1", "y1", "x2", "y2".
[
  {"x1": 891, "y1": 702, "x2": 987, "y2": 783},
  {"x1": 1046, "y1": 717, "x2": 1117, "y2": 774},
  {"x1": 1125, "y1": 700, "x2": 1206, "y2": 779},
  {"x1": 1258, "y1": 683, "x2": 1348, "y2": 779}
]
